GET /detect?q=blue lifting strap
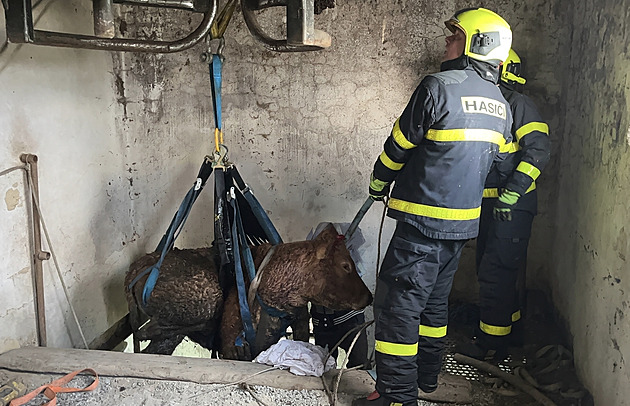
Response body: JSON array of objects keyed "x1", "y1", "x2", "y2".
[
  {"x1": 128, "y1": 159, "x2": 214, "y2": 307},
  {"x1": 229, "y1": 189, "x2": 257, "y2": 352},
  {"x1": 210, "y1": 54, "x2": 223, "y2": 132},
  {"x1": 231, "y1": 167, "x2": 283, "y2": 245}
]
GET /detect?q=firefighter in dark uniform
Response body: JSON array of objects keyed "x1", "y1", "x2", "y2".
[
  {"x1": 459, "y1": 48, "x2": 551, "y2": 360},
  {"x1": 353, "y1": 8, "x2": 513, "y2": 406}
]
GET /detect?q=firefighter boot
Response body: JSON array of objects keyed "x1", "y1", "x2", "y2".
[
  {"x1": 417, "y1": 374, "x2": 438, "y2": 393},
  {"x1": 456, "y1": 339, "x2": 507, "y2": 362},
  {"x1": 352, "y1": 390, "x2": 415, "y2": 406}
]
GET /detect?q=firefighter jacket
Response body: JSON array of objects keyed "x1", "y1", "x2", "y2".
[
  {"x1": 372, "y1": 56, "x2": 513, "y2": 240},
  {"x1": 484, "y1": 83, "x2": 551, "y2": 213}
]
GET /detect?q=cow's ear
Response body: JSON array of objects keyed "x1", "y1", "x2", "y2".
[
  {"x1": 315, "y1": 241, "x2": 328, "y2": 260},
  {"x1": 314, "y1": 223, "x2": 337, "y2": 242}
]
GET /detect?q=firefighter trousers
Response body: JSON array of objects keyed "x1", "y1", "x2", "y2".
[
  {"x1": 373, "y1": 221, "x2": 466, "y2": 404},
  {"x1": 476, "y1": 199, "x2": 534, "y2": 349}
]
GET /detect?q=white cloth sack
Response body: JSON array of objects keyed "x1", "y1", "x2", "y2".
[{"x1": 254, "y1": 340, "x2": 336, "y2": 377}]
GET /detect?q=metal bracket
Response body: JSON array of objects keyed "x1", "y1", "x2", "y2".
[
  {"x1": 3, "y1": 0, "x2": 217, "y2": 53},
  {"x1": 241, "y1": 0, "x2": 331, "y2": 52}
]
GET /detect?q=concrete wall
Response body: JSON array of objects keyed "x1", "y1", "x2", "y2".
[{"x1": 551, "y1": 1, "x2": 630, "y2": 404}]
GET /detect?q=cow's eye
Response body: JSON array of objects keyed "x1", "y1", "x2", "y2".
[{"x1": 342, "y1": 262, "x2": 352, "y2": 273}]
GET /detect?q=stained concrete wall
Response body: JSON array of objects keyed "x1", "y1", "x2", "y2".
[
  {"x1": 1, "y1": 0, "x2": 627, "y2": 404},
  {"x1": 551, "y1": 1, "x2": 630, "y2": 404}
]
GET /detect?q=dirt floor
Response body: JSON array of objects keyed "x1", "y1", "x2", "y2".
[{"x1": 0, "y1": 300, "x2": 593, "y2": 406}]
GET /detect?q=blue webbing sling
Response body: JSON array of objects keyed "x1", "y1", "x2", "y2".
[{"x1": 131, "y1": 43, "x2": 283, "y2": 354}]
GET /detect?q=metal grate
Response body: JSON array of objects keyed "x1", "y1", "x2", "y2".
[{"x1": 441, "y1": 338, "x2": 525, "y2": 381}]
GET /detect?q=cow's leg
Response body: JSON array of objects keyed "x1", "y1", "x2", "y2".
[
  {"x1": 128, "y1": 299, "x2": 144, "y2": 353},
  {"x1": 291, "y1": 306, "x2": 310, "y2": 343},
  {"x1": 254, "y1": 311, "x2": 288, "y2": 359},
  {"x1": 143, "y1": 334, "x2": 185, "y2": 355}
]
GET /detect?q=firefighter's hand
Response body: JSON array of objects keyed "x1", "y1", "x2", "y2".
[
  {"x1": 493, "y1": 189, "x2": 520, "y2": 221},
  {"x1": 369, "y1": 174, "x2": 390, "y2": 201}
]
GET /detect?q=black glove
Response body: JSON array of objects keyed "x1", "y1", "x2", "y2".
[
  {"x1": 369, "y1": 174, "x2": 390, "y2": 201},
  {"x1": 493, "y1": 189, "x2": 520, "y2": 221}
]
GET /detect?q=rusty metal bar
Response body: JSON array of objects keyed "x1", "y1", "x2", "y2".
[
  {"x1": 240, "y1": 0, "x2": 330, "y2": 52},
  {"x1": 93, "y1": 0, "x2": 115, "y2": 38},
  {"x1": 20, "y1": 154, "x2": 50, "y2": 347},
  {"x1": 112, "y1": 0, "x2": 212, "y2": 12},
  {"x1": 5, "y1": 0, "x2": 217, "y2": 53}
]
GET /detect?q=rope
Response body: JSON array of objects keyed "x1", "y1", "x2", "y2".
[
  {"x1": 24, "y1": 166, "x2": 90, "y2": 350},
  {"x1": 328, "y1": 319, "x2": 374, "y2": 406},
  {"x1": 186, "y1": 366, "x2": 280, "y2": 401},
  {"x1": 0, "y1": 164, "x2": 26, "y2": 177},
  {"x1": 0, "y1": 163, "x2": 89, "y2": 349},
  {"x1": 8, "y1": 368, "x2": 99, "y2": 406}
]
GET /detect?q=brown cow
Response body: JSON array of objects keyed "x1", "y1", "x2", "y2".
[
  {"x1": 124, "y1": 223, "x2": 372, "y2": 358},
  {"x1": 124, "y1": 246, "x2": 224, "y2": 354},
  {"x1": 220, "y1": 223, "x2": 373, "y2": 360}
]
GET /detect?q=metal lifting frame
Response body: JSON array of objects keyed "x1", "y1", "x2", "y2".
[
  {"x1": 3, "y1": 0, "x2": 218, "y2": 53},
  {"x1": 3, "y1": 0, "x2": 330, "y2": 53},
  {"x1": 241, "y1": 0, "x2": 330, "y2": 52}
]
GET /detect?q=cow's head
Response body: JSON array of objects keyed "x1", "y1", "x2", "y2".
[{"x1": 309, "y1": 223, "x2": 373, "y2": 310}]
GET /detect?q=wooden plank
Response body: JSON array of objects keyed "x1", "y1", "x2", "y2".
[
  {"x1": 0, "y1": 347, "x2": 472, "y2": 402},
  {"x1": 0, "y1": 347, "x2": 359, "y2": 393}
]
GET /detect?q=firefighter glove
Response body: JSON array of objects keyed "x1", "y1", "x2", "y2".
[
  {"x1": 493, "y1": 189, "x2": 520, "y2": 221},
  {"x1": 369, "y1": 173, "x2": 390, "y2": 201}
]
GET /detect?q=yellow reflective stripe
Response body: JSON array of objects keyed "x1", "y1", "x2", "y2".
[
  {"x1": 483, "y1": 182, "x2": 536, "y2": 198},
  {"x1": 370, "y1": 174, "x2": 389, "y2": 192},
  {"x1": 426, "y1": 128, "x2": 506, "y2": 148},
  {"x1": 388, "y1": 198, "x2": 480, "y2": 221},
  {"x1": 516, "y1": 161, "x2": 541, "y2": 180},
  {"x1": 512, "y1": 310, "x2": 521, "y2": 322},
  {"x1": 419, "y1": 324, "x2": 447, "y2": 338},
  {"x1": 515, "y1": 122, "x2": 549, "y2": 141},
  {"x1": 503, "y1": 141, "x2": 521, "y2": 153},
  {"x1": 379, "y1": 151, "x2": 404, "y2": 171},
  {"x1": 375, "y1": 340, "x2": 418, "y2": 356},
  {"x1": 479, "y1": 321, "x2": 511, "y2": 336},
  {"x1": 392, "y1": 118, "x2": 417, "y2": 150}
]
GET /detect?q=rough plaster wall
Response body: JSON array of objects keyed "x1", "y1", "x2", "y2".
[
  {"x1": 552, "y1": 1, "x2": 630, "y2": 404},
  {"x1": 0, "y1": 1, "x2": 130, "y2": 350}
]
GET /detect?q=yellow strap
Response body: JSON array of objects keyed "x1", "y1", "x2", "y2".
[
  {"x1": 516, "y1": 161, "x2": 541, "y2": 180},
  {"x1": 210, "y1": 0, "x2": 238, "y2": 39},
  {"x1": 419, "y1": 324, "x2": 447, "y2": 338},
  {"x1": 516, "y1": 121, "x2": 549, "y2": 141},
  {"x1": 214, "y1": 128, "x2": 221, "y2": 152},
  {"x1": 379, "y1": 151, "x2": 404, "y2": 171},
  {"x1": 388, "y1": 198, "x2": 480, "y2": 221},
  {"x1": 483, "y1": 182, "x2": 536, "y2": 198},
  {"x1": 479, "y1": 320, "x2": 511, "y2": 336},
  {"x1": 375, "y1": 340, "x2": 418, "y2": 356},
  {"x1": 512, "y1": 310, "x2": 521, "y2": 322},
  {"x1": 392, "y1": 118, "x2": 417, "y2": 150}
]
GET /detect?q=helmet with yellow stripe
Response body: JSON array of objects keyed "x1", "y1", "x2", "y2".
[
  {"x1": 501, "y1": 48, "x2": 527, "y2": 85},
  {"x1": 444, "y1": 8, "x2": 512, "y2": 64}
]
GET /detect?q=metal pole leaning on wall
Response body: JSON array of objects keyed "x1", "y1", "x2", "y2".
[{"x1": 20, "y1": 153, "x2": 51, "y2": 347}]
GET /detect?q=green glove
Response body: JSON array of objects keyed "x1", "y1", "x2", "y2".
[
  {"x1": 493, "y1": 189, "x2": 520, "y2": 221},
  {"x1": 369, "y1": 174, "x2": 390, "y2": 201}
]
